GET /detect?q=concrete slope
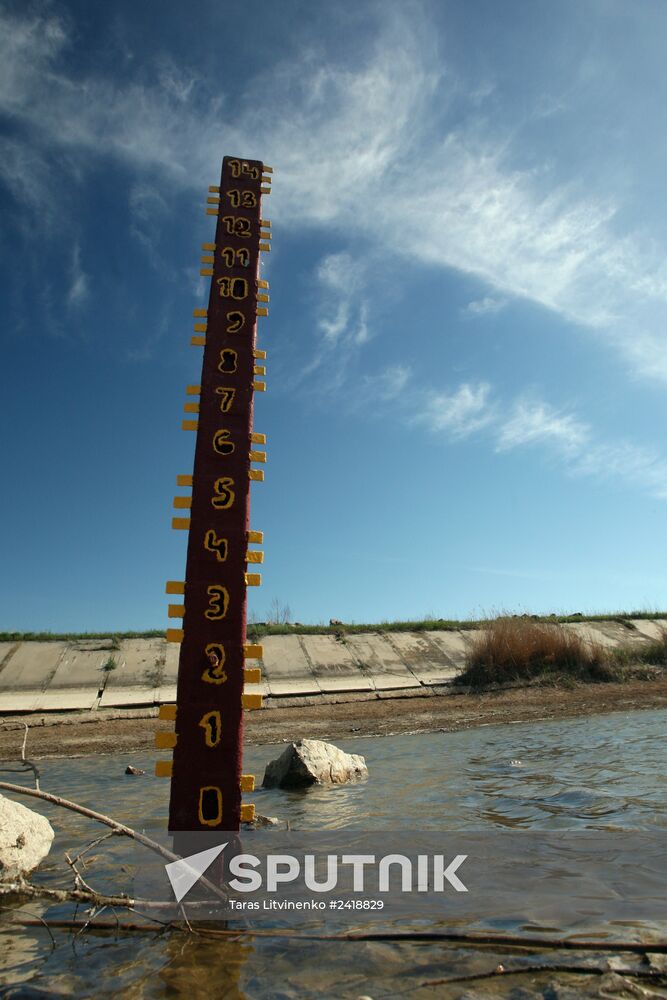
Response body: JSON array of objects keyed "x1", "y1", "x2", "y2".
[{"x1": 0, "y1": 619, "x2": 664, "y2": 714}]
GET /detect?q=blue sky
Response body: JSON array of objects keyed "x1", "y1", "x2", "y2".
[{"x1": 2, "y1": 0, "x2": 667, "y2": 631}]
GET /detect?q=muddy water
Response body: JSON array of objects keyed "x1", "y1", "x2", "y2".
[{"x1": 1, "y1": 708, "x2": 666, "y2": 998}]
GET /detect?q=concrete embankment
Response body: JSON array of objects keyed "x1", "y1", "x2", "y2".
[{"x1": 0, "y1": 618, "x2": 665, "y2": 714}]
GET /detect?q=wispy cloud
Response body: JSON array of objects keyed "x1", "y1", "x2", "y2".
[
  {"x1": 0, "y1": 136, "x2": 54, "y2": 226},
  {"x1": 495, "y1": 399, "x2": 589, "y2": 456},
  {"x1": 461, "y1": 296, "x2": 507, "y2": 318},
  {"x1": 129, "y1": 183, "x2": 171, "y2": 270},
  {"x1": 125, "y1": 300, "x2": 174, "y2": 362},
  {"x1": 66, "y1": 243, "x2": 89, "y2": 308},
  {"x1": 316, "y1": 253, "x2": 369, "y2": 347},
  {"x1": 413, "y1": 382, "x2": 495, "y2": 438},
  {"x1": 3, "y1": 6, "x2": 667, "y2": 381},
  {"x1": 571, "y1": 441, "x2": 667, "y2": 500},
  {"x1": 413, "y1": 382, "x2": 667, "y2": 499},
  {"x1": 361, "y1": 363, "x2": 412, "y2": 402},
  {"x1": 290, "y1": 251, "x2": 373, "y2": 392}
]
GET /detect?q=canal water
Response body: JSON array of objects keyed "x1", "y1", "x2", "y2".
[{"x1": 1, "y1": 707, "x2": 666, "y2": 997}]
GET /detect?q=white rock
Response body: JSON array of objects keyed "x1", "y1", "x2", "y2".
[
  {"x1": 0, "y1": 794, "x2": 55, "y2": 879},
  {"x1": 262, "y1": 739, "x2": 368, "y2": 789}
]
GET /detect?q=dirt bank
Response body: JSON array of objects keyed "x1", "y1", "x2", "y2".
[{"x1": 1, "y1": 676, "x2": 666, "y2": 760}]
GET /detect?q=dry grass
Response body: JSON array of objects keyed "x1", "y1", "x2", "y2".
[
  {"x1": 457, "y1": 616, "x2": 618, "y2": 689},
  {"x1": 639, "y1": 631, "x2": 667, "y2": 664},
  {"x1": 614, "y1": 627, "x2": 667, "y2": 667}
]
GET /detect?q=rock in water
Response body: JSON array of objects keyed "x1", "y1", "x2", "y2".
[
  {"x1": 0, "y1": 794, "x2": 54, "y2": 879},
  {"x1": 243, "y1": 813, "x2": 281, "y2": 829},
  {"x1": 263, "y1": 739, "x2": 368, "y2": 789}
]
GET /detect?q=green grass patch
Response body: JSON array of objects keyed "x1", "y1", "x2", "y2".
[
  {"x1": 0, "y1": 630, "x2": 165, "y2": 643},
  {"x1": 2, "y1": 612, "x2": 667, "y2": 643},
  {"x1": 247, "y1": 610, "x2": 667, "y2": 639}
]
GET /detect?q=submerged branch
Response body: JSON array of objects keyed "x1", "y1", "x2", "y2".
[
  {"x1": 416, "y1": 964, "x2": 667, "y2": 991},
  {"x1": 7, "y1": 917, "x2": 667, "y2": 952},
  {"x1": 0, "y1": 780, "x2": 227, "y2": 903},
  {"x1": 1, "y1": 877, "x2": 136, "y2": 910},
  {"x1": 0, "y1": 779, "x2": 174, "y2": 862}
]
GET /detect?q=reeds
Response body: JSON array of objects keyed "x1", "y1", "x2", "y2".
[{"x1": 458, "y1": 616, "x2": 617, "y2": 688}]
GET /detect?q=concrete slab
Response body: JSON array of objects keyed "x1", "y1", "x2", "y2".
[
  {"x1": 41, "y1": 643, "x2": 107, "y2": 710},
  {"x1": 157, "y1": 686, "x2": 178, "y2": 705},
  {"x1": 103, "y1": 638, "x2": 162, "y2": 692},
  {"x1": 344, "y1": 634, "x2": 419, "y2": 689},
  {"x1": 111, "y1": 638, "x2": 163, "y2": 685},
  {"x1": 246, "y1": 672, "x2": 271, "y2": 697},
  {"x1": 0, "y1": 691, "x2": 40, "y2": 712},
  {"x1": 261, "y1": 635, "x2": 320, "y2": 696},
  {"x1": 630, "y1": 619, "x2": 667, "y2": 641},
  {"x1": 163, "y1": 642, "x2": 180, "y2": 681},
  {"x1": 157, "y1": 642, "x2": 180, "y2": 703},
  {"x1": 97, "y1": 638, "x2": 165, "y2": 707},
  {"x1": 99, "y1": 686, "x2": 156, "y2": 708},
  {"x1": 562, "y1": 622, "x2": 622, "y2": 648},
  {"x1": 298, "y1": 635, "x2": 374, "y2": 693},
  {"x1": 244, "y1": 681, "x2": 271, "y2": 701},
  {"x1": 579, "y1": 620, "x2": 644, "y2": 647},
  {"x1": 424, "y1": 631, "x2": 475, "y2": 673},
  {"x1": 0, "y1": 642, "x2": 67, "y2": 692},
  {"x1": 3, "y1": 618, "x2": 667, "y2": 714},
  {"x1": 388, "y1": 632, "x2": 462, "y2": 685},
  {"x1": 34, "y1": 688, "x2": 99, "y2": 711},
  {"x1": 0, "y1": 643, "x2": 17, "y2": 669}
]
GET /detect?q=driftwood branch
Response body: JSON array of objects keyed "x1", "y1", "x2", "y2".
[
  {"x1": 10, "y1": 917, "x2": 667, "y2": 952},
  {"x1": 0, "y1": 779, "x2": 174, "y2": 862},
  {"x1": 0, "y1": 726, "x2": 41, "y2": 789},
  {"x1": 1, "y1": 877, "x2": 209, "y2": 918},
  {"x1": 64, "y1": 829, "x2": 121, "y2": 898},
  {"x1": 65, "y1": 849, "x2": 101, "y2": 897},
  {"x1": 13, "y1": 917, "x2": 167, "y2": 934},
  {"x1": 69, "y1": 830, "x2": 118, "y2": 869},
  {"x1": 20, "y1": 722, "x2": 40, "y2": 790},
  {"x1": 0, "y1": 779, "x2": 227, "y2": 903},
  {"x1": 415, "y1": 964, "x2": 667, "y2": 991},
  {"x1": 2, "y1": 877, "x2": 136, "y2": 909}
]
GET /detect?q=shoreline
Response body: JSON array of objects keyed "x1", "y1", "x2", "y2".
[{"x1": 1, "y1": 675, "x2": 666, "y2": 759}]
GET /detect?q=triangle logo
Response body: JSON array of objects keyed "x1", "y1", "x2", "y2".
[{"x1": 165, "y1": 841, "x2": 227, "y2": 903}]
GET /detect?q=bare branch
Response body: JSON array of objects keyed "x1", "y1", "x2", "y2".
[
  {"x1": 18, "y1": 723, "x2": 40, "y2": 790},
  {"x1": 69, "y1": 830, "x2": 118, "y2": 869},
  {"x1": 13, "y1": 916, "x2": 175, "y2": 935},
  {"x1": 416, "y1": 964, "x2": 666, "y2": 991},
  {"x1": 0, "y1": 780, "x2": 228, "y2": 903},
  {"x1": 8, "y1": 907, "x2": 57, "y2": 949},
  {"x1": 1, "y1": 877, "x2": 135, "y2": 909},
  {"x1": 65, "y1": 850, "x2": 98, "y2": 897},
  {"x1": 75, "y1": 904, "x2": 108, "y2": 939}
]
